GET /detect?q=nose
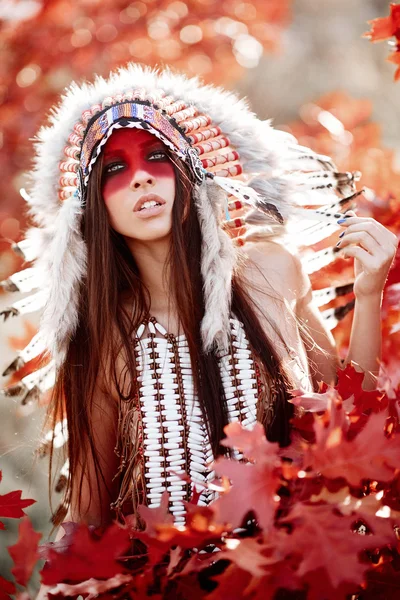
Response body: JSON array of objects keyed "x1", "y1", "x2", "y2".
[{"x1": 129, "y1": 170, "x2": 155, "y2": 191}]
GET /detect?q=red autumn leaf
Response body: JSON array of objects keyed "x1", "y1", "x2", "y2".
[
  {"x1": 301, "y1": 567, "x2": 361, "y2": 600},
  {"x1": 212, "y1": 422, "x2": 283, "y2": 531},
  {"x1": 207, "y1": 564, "x2": 252, "y2": 600},
  {"x1": 363, "y1": 3, "x2": 400, "y2": 42},
  {"x1": 48, "y1": 573, "x2": 133, "y2": 598},
  {"x1": 305, "y1": 410, "x2": 399, "y2": 486},
  {"x1": 220, "y1": 421, "x2": 280, "y2": 464},
  {"x1": 0, "y1": 576, "x2": 16, "y2": 600},
  {"x1": 0, "y1": 489, "x2": 35, "y2": 527},
  {"x1": 8, "y1": 517, "x2": 41, "y2": 587},
  {"x1": 335, "y1": 363, "x2": 386, "y2": 412},
  {"x1": 40, "y1": 521, "x2": 130, "y2": 586},
  {"x1": 289, "y1": 387, "x2": 334, "y2": 412},
  {"x1": 212, "y1": 457, "x2": 281, "y2": 531},
  {"x1": 282, "y1": 502, "x2": 394, "y2": 589},
  {"x1": 156, "y1": 503, "x2": 225, "y2": 550},
  {"x1": 137, "y1": 491, "x2": 174, "y2": 538},
  {"x1": 217, "y1": 537, "x2": 276, "y2": 578},
  {"x1": 134, "y1": 492, "x2": 176, "y2": 567},
  {"x1": 38, "y1": 520, "x2": 79, "y2": 558}
]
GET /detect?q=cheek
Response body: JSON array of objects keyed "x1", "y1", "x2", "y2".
[{"x1": 102, "y1": 161, "x2": 175, "y2": 200}]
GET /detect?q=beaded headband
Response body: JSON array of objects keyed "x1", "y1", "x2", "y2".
[{"x1": 60, "y1": 91, "x2": 243, "y2": 206}]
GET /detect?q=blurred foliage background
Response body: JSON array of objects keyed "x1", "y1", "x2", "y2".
[{"x1": 0, "y1": 0, "x2": 399, "y2": 588}]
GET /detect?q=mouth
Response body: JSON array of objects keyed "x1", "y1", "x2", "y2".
[{"x1": 133, "y1": 194, "x2": 166, "y2": 213}]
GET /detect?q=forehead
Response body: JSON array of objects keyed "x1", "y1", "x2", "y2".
[{"x1": 103, "y1": 128, "x2": 164, "y2": 154}]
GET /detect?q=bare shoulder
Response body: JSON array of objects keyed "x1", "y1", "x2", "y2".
[{"x1": 242, "y1": 240, "x2": 306, "y2": 307}]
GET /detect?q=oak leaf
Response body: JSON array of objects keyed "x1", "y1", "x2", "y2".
[
  {"x1": 363, "y1": 4, "x2": 400, "y2": 42},
  {"x1": 48, "y1": 573, "x2": 133, "y2": 599},
  {"x1": 8, "y1": 517, "x2": 41, "y2": 587},
  {"x1": 212, "y1": 457, "x2": 280, "y2": 531},
  {"x1": 282, "y1": 502, "x2": 395, "y2": 588},
  {"x1": 220, "y1": 421, "x2": 280, "y2": 464},
  {"x1": 305, "y1": 410, "x2": 399, "y2": 486}
]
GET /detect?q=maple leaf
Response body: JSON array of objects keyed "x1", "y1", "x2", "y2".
[
  {"x1": 282, "y1": 502, "x2": 395, "y2": 588},
  {"x1": 0, "y1": 489, "x2": 35, "y2": 528},
  {"x1": 8, "y1": 518, "x2": 41, "y2": 587},
  {"x1": 305, "y1": 410, "x2": 399, "y2": 486},
  {"x1": 0, "y1": 576, "x2": 16, "y2": 600},
  {"x1": 40, "y1": 522, "x2": 130, "y2": 586}
]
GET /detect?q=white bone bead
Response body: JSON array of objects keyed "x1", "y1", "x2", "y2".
[
  {"x1": 154, "y1": 321, "x2": 167, "y2": 335},
  {"x1": 147, "y1": 492, "x2": 163, "y2": 499},
  {"x1": 169, "y1": 490, "x2": 186, "y2": 497},
  {"x1": 145, "y1": 475, "x2": 165, "y2": 481},
  {"x1": 167, "y1": 473, "x2": 184, "y2": 482},
  {"x1": 146, "y1": 443, "x2": 165, "y2": 451},
  {"x1": 164, "y1": 424, "x2": 184, "y2": 432},
  {"x1": 144, "y1": 450, "x2": 162, "y2": 457},
  {"x1": 142, "y1": 417, "x2": 160, "y2": 425},
  {"x1": 147, "y1": 485, "x2": 167, "y2": 492},
  {"x1": 164, "y1": 430, "x2": 181, "y2": 439},
  {"x1": 144, "y1": 433, "x2": 162, "y2": 440},
  {"x1": 164, "y1": 442, "x2": 180, "y2": 450},
  {"x1": 190, "y1": 463, "x2": 206, "y2": 474},
  {"x1": 166, "y1": 459, "x2": 186, "y2": 468},
  {"x1": 188, "y1": 432, "x2": 204, "y2": 443},
  {"x1": 167, "y1": 485, "x2": 185, "y2": 493},
  {"x1": 136, "y1": 324, "x2": 145, "y2": 337},
  {"x1": 148, "y1": 320, "x2": 156, "y2": 334},
  {"x1": 228, "y1": 410, "x2": 240, "y2": 419}
]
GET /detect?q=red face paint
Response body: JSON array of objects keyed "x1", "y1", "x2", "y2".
[
  {"x1": 100, "y1": 128, "x2": 176, "y2": 243},
  {"x1": 102, "y1": 128, "x2": 175, "y2": 199}
]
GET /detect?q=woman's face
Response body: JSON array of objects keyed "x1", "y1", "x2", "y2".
[{"x1": 101, "y1": 128, "x2": 176, "y2": 243}]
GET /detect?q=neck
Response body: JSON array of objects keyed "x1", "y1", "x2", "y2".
[{"x1": 125, "y1": 235, "x2": 172, "y2": 313}]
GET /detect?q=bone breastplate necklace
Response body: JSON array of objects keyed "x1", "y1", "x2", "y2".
[{"x1": 129, "y1": 315, "x2": 261, "y2": 525}]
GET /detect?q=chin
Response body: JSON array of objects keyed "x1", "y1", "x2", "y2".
[{"x1": 123, "y1": 223, "x2": 172, "y2": 243}]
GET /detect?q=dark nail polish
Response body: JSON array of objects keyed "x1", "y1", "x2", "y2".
[{"x1": 339, "y1": 231, "x2": 345, "y2": 238}]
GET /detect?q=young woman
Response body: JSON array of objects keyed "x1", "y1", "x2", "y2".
[{"x1": 2, "y1": 65, "x2": 397, "y2": 536}]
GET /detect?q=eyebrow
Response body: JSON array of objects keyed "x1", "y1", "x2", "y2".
[{"x1": 103, "y1": 138, "x2": 164, "y2": 157}]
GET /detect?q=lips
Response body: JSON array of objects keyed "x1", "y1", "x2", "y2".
[{"x1": 133, "y1": 193, "x2": 166, "y2": 212}]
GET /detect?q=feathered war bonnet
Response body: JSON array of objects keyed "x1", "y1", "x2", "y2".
[{"x1": 1, "y1": 63, "x2": 360, "y2": 404}]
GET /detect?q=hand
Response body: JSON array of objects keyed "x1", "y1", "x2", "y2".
[{"x1": 336, "y1": 210, "x2": 399, "y2": 299}]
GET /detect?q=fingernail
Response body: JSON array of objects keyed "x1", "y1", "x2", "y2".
[
  {"x1": 339, "y1": 231, "x2": 345, "y2": 238},
  {"x1": 337, "y1": 219, "x2": 347, "y2": 224},
  {"x1": 336, "y1": 241, "x2": 341, "y2": 247}
]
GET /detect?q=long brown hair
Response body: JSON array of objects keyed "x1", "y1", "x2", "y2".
[{"x1": 47, "y1": 150, "x2": 296, "y2": 526}]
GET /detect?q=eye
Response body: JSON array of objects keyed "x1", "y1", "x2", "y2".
[
  {"x1": 148, "y1": 149, "x2": 168, "y2": 161},
  {"x1": 103, "y1": 161, "x2": 125, "y2": 177}
]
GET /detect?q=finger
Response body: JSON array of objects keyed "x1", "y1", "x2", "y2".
[
  {"x1": 340, "y1": 222, "x2": 398, "y2": 251},
  {"x1": 338, "y1": 246, "x2": 378, "y2": 271},
  {"x1": 338, "y1": 217, "x2": 398, "y2": 249},
  {"x1": 337, "y1": 231, "x2": 382, "y2": 256}
]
